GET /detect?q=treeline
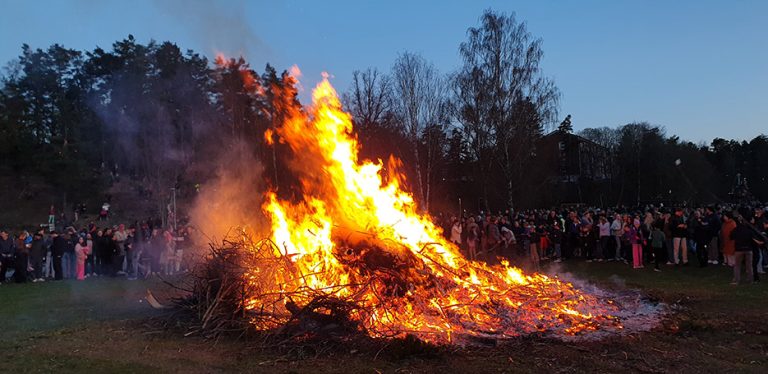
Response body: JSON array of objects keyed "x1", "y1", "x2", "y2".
[
  {"x1": 1, "y1": 10, "x2": 765, "y2": 218},
  {"x1": 0, "y1": 34, "x2": 301, "y2": 213},
  {"x1": 578, "y1": 124, "x2": 768, "y2": 207}
]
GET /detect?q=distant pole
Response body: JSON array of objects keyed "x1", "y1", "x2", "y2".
[
  {"x1": 459, "y1": 197, "x2": 462, "y2": 218},
  {"x1": 171, "y1": 187, "x2": 177, "y2": 231}
]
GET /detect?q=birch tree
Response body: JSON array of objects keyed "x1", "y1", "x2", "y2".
[
  {"x1": 454, "y1": 10, "x2": 559, "y2": 209},
  {"x1": 391, "y1": 52, "x2": 448, "y2": 211}
]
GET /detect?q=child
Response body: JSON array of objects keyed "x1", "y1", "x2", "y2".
[
  {"x1": 74, "y1": 236, "x2": 90, "y2": 280},
  {"x1": 650, "y1": 223, "x2": 666, "y2": 272}
]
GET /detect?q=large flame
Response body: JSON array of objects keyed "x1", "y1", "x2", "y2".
[{"x1": 244, "y1": 75, "x2": 620, "y2": 344}]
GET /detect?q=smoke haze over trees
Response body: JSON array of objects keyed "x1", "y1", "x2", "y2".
[{"x1": 1, "y1": 10, "x2": 766, "y2": 226}]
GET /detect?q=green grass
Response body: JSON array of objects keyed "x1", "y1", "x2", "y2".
[
  {"x1": 552, "y1": 261, "x2": 768, "y2": 312},
  {"x1": 0, "y1": 263, "x2": 766, "y2": 373},
  {"x1": 0, "y1": 277, "x2": 157, "y2": 340}
]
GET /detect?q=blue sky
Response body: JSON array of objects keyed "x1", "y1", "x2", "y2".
[{"x1": 1, "y1": 0, "x2": 766, "y2": 142}]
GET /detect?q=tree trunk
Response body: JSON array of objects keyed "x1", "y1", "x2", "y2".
[
  {"x1": 506, "y1": 179, "x2": 515, "y2": 210},
  {"x1": 413, "y1": 141, "x2": 426, "y2": 212}
]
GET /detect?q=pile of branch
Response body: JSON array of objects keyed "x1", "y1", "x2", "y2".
[
  {"x1": 172, "y1": 240, "x2": 256, "y2": 338},
  {"x1": 173, "y1": 235, "x2": 386, "y2": 344},
  {"x1": 170, "y1": 228, "x2": 628, "y2": 349}
]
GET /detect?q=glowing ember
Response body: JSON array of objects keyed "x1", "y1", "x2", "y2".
[{"x1": 242, "y1": 75, "x2": 622, "y2": 344}]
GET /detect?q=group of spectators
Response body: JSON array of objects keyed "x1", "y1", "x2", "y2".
[
  {"x1": 0, "y1": 220, "x2": 195, "y2": 284},
  {"x1": 441, "y1": 204, "x2": 768, "y2": 285},
  {"x1": 3, "y1": 204, "x2": 767, "y2": 287}
]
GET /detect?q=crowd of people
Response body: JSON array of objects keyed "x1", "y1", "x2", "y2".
[
  {"x1": 2, "y1": 204, "x2": 767, "y2": 287},
  {"x1": 440, "y1": 204, "x2": 768, "y2": 285},
  {"x1": 0, "y1": 219, "x2": 195, "y2": 284}
]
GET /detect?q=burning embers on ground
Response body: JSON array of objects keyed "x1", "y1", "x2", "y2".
[{"x1": 183, "y1": 75, "x2": 657, "y2": 346}]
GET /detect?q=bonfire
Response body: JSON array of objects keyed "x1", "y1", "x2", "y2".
[{"x1": 181, "y1": 74, "x2": 627, "y2": 346}]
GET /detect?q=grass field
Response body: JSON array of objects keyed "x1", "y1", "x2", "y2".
[{"x1": 1, "y1": 262, "x2": 767, "y2": 373}]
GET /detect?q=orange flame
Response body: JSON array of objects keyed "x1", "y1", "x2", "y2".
[{"x1": 244, "y1": 75, "x2": 620, "y2": 344}]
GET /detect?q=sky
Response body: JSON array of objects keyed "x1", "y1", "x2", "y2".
[{"x1": 1, "y1": 0, "x2": 766, "y2": 143}]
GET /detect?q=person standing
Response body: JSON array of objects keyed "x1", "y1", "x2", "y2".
[
  {"x1": 629, "y1": 219, "x2": 644, "y2": 269},
  {"x1": 43, "y1": 231, "x2": 54, "y2": 279},
  {"x1": 113, "y1": 224, "x2": 128, "y2": 274},
  {"x1": 92, "y1": 229, "x2": 105, "y2": 276},
  {"x1": 758, "y1": 210, "x2": 768, "y2": 275},
  {"x1": 641, "y1": 213, "x2": 654, "y2": 264},
  {"x1": 103, "y1": 228, "x2": 117, "y2": 276},
  {"x1": 650, "y1": 222, "x2": 666, "y2": 272},
  {"x1": 670, "y1": 208, "x2": 689, "y2": 265},
  {"x1": 30, "y1": 231, "x2": 46, "y2": 282},
  {"x1": 0, "y1": 230, "x2": 16, "y2": 283},
  {"x1": 610, "y1": 214, "x2": 623, "y2": 261},
  {"x1": 450, "y1": 217, "x2": 462, "y2": 246},
  {"x1": 598, "y1": 216, "x2": 611, "y2": 262},
  {"x1": 691, "y1": 211, "x2": 710, "y2": 267},
  {"x1": 65, "y1": 230, "x2": 78, "y2": 278},
  {"x1": 752, "y1": 207, "x2": 767, "y2": 276},
  {"x1": 705, "y1": 207, "x2": 721, "y2": 265},
  {"x1": 564, "y1": 214, "x2": 580, "y2": 260},
  {"x1": 14, "y1": 231, "x2": 31, "y2": 282},
  {"x1": 466, "y1": 218, "x2": 479, "y2": 261},
  {"x1": 662, "y1": 212, "x2": 674, "y2": 265},
  {"x1": 126, "y1": 227, "x2": 138, "y2": 279},
  {"x1": 48, "y1": 205, "x2": 56, "y2": 231},
  {"x1": 161, "y1": 228, "x2": 177, "y2": 275},
  {"x1": 85, "y1": 233, "x2": 95, "y2": 277},
  {"x1": 721, "y1": 213, "x2": 737, "y2": 266},
  {"x1": 50, "y1": 231, "x2": 66, "y2": 280},
  {"x1": 74, "y1": 236, "x2": 90, "y2": 281},
  {"x1": 549, "y1": 223, "x2": 563, "y2": 262},
  {"x1": 528, "y1": 223, "x2": 541, "y2": 271},
  {"x1": 730, "y1": 214, "x2": 763, "y2": 285}
]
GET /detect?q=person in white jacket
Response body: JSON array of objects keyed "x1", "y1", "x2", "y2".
[{"x1": 450, "y1": 217, "x2": 462, "y2": 245}]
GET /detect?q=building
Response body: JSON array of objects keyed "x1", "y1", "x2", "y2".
[{"x1": 538, "y1": 130, "x2": 613, "y2": 204}]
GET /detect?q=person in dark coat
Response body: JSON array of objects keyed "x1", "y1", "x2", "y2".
[
  {"x1": 102, "y1": 228, "x2": 117, "y2": 276},
  {"x1": 30, "y1": 231, "x2": 47, "y2": 281},
  {"x1": 0, "y1": 230, "x2": 16, "y2": 283},
  {"x1": 691, "y1": 211, "x2": 711, "y2": 267},
  {"x1": 50, "y1": 231, "x2": 67, "y2": 280},
  {"x1": 61, "y1": 230, "x2": 77, "y2": 279},
  {"x1": 92, "y1": 229, "x2": 105, "y2": 276},
  {"x1": 730, "y1": 215, "x2": 764, "y2": 285},
  {"x1": 14, "y1": 231, "x2": 31, "y2": 283}
]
